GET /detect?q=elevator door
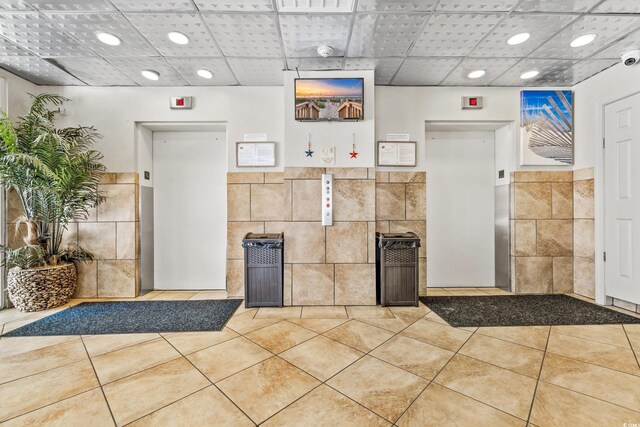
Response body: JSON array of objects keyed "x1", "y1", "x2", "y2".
[{"x1": 153, "y1": 131, "x2": 227, "y2": 290}]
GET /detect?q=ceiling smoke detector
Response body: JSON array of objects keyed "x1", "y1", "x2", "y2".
[{"x1": 317, "y1": 45, "x2": 334, "y2": 57}]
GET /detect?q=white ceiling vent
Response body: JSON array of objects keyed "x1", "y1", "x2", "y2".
[{"x1": 276, "y1": 0, "x2": 356, "y2": 13}]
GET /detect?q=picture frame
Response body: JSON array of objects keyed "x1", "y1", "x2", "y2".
[
  {"x1": 236, "y1": 142, "x2": 276, "y2": 167},
  {"x1": 376, "y1": 141, "x2": 417, "y2": 167}
]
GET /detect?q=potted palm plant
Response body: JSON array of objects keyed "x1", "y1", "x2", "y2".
[{"x1": 0, "y1": 94, "x2": 106, "y2": 311}]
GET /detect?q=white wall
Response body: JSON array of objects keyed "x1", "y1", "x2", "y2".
[
  {"x1": 426, "y1": 130, "x2": 496, "y2": 287},
  {"x1": 0, "y1": 69, "x2": 38, "y2": 119},
  {"x1": 284, "y1": 70, "x2": 375, "y2": 167}
]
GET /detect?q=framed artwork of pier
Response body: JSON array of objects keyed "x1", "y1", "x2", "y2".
[{"x1": 520, "y1": 90, "x2": 573, "y2": 166}]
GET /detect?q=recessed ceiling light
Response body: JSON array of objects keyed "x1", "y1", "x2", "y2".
[
  {"x1": 467, "y1": 69, "x2": 486, "y2": 79},
  {"x1": 507, "y1": 32, "x2": 530, "y2": 45},
  {"x1": 570, "y1": 33, "x2": 596, "y2": 48},
  {"x1": 197, "y1": 69, "x2": 213, "y2": 79},
  {"x1": 167, "y1": 31, "x2": 189, "y2": 45},
  {"x1": 141, "y1": 70, "x2": 160, "y2": 81},
  {"x1": 520, "y1": 70, "x2": 539, "y2": 79},
  {"x1": 96, "y1": 32, "x2": 121, "y2": 46}
]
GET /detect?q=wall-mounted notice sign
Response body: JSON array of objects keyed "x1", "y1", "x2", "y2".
[
  {"x1": 377, "y1": 141, "x2": 417, "y2": 167},
  {"x1": 236, "y1": 142, "x2": 276, "y2": 167}
]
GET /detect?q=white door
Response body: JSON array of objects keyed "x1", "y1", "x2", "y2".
[
  {"x1": 604, "y1": 94, "x2": 640, "y2": 304},
  {"x1": 153, "y1": 131, "x2": 227, "y2": 290}
]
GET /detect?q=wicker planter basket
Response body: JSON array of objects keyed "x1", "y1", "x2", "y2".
[{"x1": 7, "y1": 262, "x2": 77, "y2": 312}]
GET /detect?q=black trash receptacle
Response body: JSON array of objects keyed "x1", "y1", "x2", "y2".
[
  {"x1": 376, "y1": 232, "x2": 420, "y2": 307},
  {"x1": 242, "y1": 233, "x2": 284, "y2": 308}
]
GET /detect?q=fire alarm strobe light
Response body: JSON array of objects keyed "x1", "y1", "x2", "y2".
[
  {"x1": 462, "y1": 96, "x2": 483, "y2": 110},
  {"x1": 170, "y1": 96, "x2": 192, "y2": 110}
]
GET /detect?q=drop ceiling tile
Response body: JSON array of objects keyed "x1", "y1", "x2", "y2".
[
  {"x1": 471, "y1": 14, "x2": 578, "y2": 58},
  {"x1": 0, "y1": 37, "x2": 33, "y2": 56},
  {"x1": 490, "y1": 58, "x2": 576, "y2": 86},
  {"x1": 202, "y1": 13, "x2": 282, "y2": 57},
  {"x1": 227, "y1": 57, "x2": 283, "y2": 85},
  {"x1": 348, "y1": 13, "x2": 428, "y2": 57},
  {"x1": 592, "y1": 0, "x2": 640, "y2": 14},
  {"x1": 287, "y1": 57, "x2": 343, "y2": 70},
  {"x1": 441, "y1": 57, "x2": 518, "y2": 85},
  {"x1": 0, "y1": 12, "x2": 93, "y2": 57},
  {"x1": 53, "y1": 56, "x2": 137, "y2": 85},
  {"x1": 392, "y1": 57, "x2": 461, "y2": 85},
  {"x1": 276, "y1": 0, "x2": 354, "y2": 13},
  {"x1": 515, "y1": 0, "x2": 599, "y2": 13},
  {"x1": 110, "y1": 1, "x2": 196, "y2": 11},
  {"x1": 0, "y1": 1, "x2": 32, "y2": 10},
  {"x1": 107, "y1": 56, "x2": 188, "y2": 85},
  {"x1": 125, "y1": 13, "x2": 221, "y2": 57},
  {"x1": 165, "y1": 56, "x2": 238, "y2": 85},
  {"x1": 45, "y1": 12, "x2": 159, "y2": 57},
  {"x1": 436, "y1": 0, "x2": 519, "y2": 12},
  {"x1": 530, "y1": 15, "x2": 640, "y2": 59},
  {"x1": 195, "y1": 0, "x2": 273, "y2": 11},
  {"x1": 537, "y1": 59, "x2": 618, "y2": 85},
  {"x1": 410, "y1": 13, "x2": 503, "y2": 57},
  {"x1": 27, "y1": 0, "x2": 115, "y2": 11},
  {"x1": 592, "y1": 28, "x2": 640, "y2": 59},
  {"x1": 279, "y1": 14, "x2": 352, "y2": 57},
  {"x1": 357, "y1": 0, "x2": 436, "y2": 12},
  {"x1": 0, "y1": 54, "x2": 84, "y2": 85},
  {"x1": 344, "y1": 57, "x2": 403, "y2": 84}
]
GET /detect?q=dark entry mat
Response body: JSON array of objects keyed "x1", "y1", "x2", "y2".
[
  {"x1": 2, "y1": 299, "x2": 243, "y2": 337},
  {"x1": 419, "y1": 294, "x2": 640, "y2": 327}
]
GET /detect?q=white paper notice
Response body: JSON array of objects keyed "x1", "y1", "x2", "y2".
[
  {"x1": 378, "y1": 142, "x2": 416, "y2": 166},
  {"x1": 398, "y1": 143, "x2": 416, "y2": 166},
  {"x1": 378, "y1": 143, "x2": 398, "y2": 166},
  {"x1": 237, "y1": 142, "x2": 275, "y2": 167}
]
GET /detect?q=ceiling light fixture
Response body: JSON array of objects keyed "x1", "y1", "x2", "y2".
[
  {"x1": 96, "y1": 32, "x2": 121, "y2": 46},
  {"x1": 520, "y1": 70, "x2": 539, "y2": 79},
  {"x1": 197, "y1": 69, "x2": 213, "y2": 79},
  {"x1": 141, "y1": 70, "x2": 160, "y2": 81},
  {"x1": 507, "y1": 32, "x2": 530, "y2": 45},
  {"x1": 570, "y1": 33, "x2": 596, "y2": 48},
  {"x1": 467, "y1": 69, "x2": 486, "y2": 79},
  {"x1": 167, "y1": 31, "x2": 189, "y2": 45}
]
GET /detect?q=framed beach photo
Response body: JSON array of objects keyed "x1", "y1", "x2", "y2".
[{"x1": 520, "y1": 90, "x2": 573, "y2": 166}]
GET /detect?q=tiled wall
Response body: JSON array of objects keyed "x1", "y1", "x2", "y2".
[
  {"x1": 227, "y1": 168, "x2": 427, "y2": 305},
  {"x1": 573, "y1": 168, "x2": 595, "y2": 299},
  {"x1": 510, "y1": 171, "x2": 574, "y2": 294},
  {"x1": 375, "y1": 172, "x2": 427, "y2": 296},
  {"x1": 7, "y1": 173, "x2": 139, "y2": 298}
]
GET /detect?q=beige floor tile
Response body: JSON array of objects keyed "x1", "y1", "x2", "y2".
[
  {"x1": 0, "y1": 358, "x2": 99, "y2": 422},
  {"x1": 301, "y1": 306, "x2": 348, "y2": 319},
  {"x1": 388, "y1": 304, "x2": 430, "y2": 318},
  {"x1": 444, "y1": 290, "x2": 491, "y2": 296},
  {"x1": 188, "y1": 291, "x2": 228, "y2": 300},
  {"x1": 423, "y1": 311, "x2": 449, "y2": 325},
  {"x1": 540, "y1": 352, "x2": 640, "y2": 412},
  {"x1": 323, "y1": 320, "x2": 394, "y2": 352},
  {"x1": 397, "y1": 383, "x2": 525, "y2": 427},
  {"x1": 0, "y1": 335, "x2": 79, "y2": 358},
  {"x1": 625, "y1": 325, "x2": 640, "y2": 354},
  {"x1": 552, "y1": 324, "x2": 631, "y2": 348},
  {"x1": 424, "y1": 290, "x2": 452, "y2": 296},
  {"x1": 1, "y1": 388, "x2": 114, "y2": 427},
  {"x1": 82, "y1": 333, "x2": 159, "y2": 357},
  {"x1": 0, "y1": 339, "x2": 87, "y2": 384},
  {"x1": 359, "y1": 317, "x2": 416, "y2": 333},
  {"x1": 287, "y1": 318, "x2": 349, "y2": 334},
  {"x1": 346, "y1": 306, "x2": 395, "y2": 319},
  {"x1": 225, "y1": 315, "x2": 280, "y2": 335},
  {"x1": 91, "y1": 338, "x2": 181, "y2": 384},
  {"x1": 401, "y1": 319, "x2": 472, "y2": 352},
  {"x1": 530, "y1": 381, "x2": 640, "y2": 427},
  {"x1": 477, "y1": 326, "x2": 550, "y2": 350},
  {"x1": 546, "y1": 331, "x2": 640, "y2": 375},
  {"x1": 103, "y1": 358, "x2": 209, "y2": 426},
  {"x1": 187, "y1": 336, "x2": 272, "y2": 382},
  {"x1": 459, "y1": 334, "x2": 544, "y2": 378},
  {"x1": 128, "y1": 386, "x2": 253, "y2": 427},
  {"x1": 149, "y1": 292, "x2": 199, "y2": 301},
  {"x1": 434, "y1": 354, "x2": 537, "y2": 420},
  {"x1": 327, "y1": 355, "x2": 427, "y2": 423},
  {"x1": 262, "y1": 384, "x2": 390, "y2": 427},
  {"x1": 370, "y1": 335, "x2": 454, "y2": 380},
  {"x1": 232, "y1": 306, "x2": 257, "y2": 317},
  {"x1": 255, "y1": 306, "x2": 303, "y2": 319},
  {"x1": 245, "y1": 321, "x2": 317, "y2": 353},
  {"x1": 217, "y1": 357, "x2": 320, "y2": 424},
  {"x1": 480, "y1": 288, "x2": 514, "y2": 295},
  {"x1": 280, "y1": 335, "x2": 363, "y2": 381},
  {"x1": 1, "y1": 318, "x2": 41, "y2": 334},
  {"x1": 161, "y1": 328, "x2": 239, "y2": 355}
]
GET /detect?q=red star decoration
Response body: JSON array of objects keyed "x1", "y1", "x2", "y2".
[{"x1": 349, "y1": 149, "x2": 358, "y2": 158}]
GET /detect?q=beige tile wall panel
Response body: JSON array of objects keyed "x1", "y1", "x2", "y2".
[
  {"x1": 574, "y1": 257, "x2": 595, "y2": 299},
  {"x1": 226, "y1": 259, "x2": 245, "y2": 297},
  {"x1": 375, "y1": 172, "x2": 389, "y2": 183},
  {"x1": 573, "y1": 168, "x2": 594, "y2": 181},
  {"x1": 116, "y1": 222, "x2": 137, "y2": 260},
  {"x1": 283, "y1": 264, "x2": 292, "y2": 306},
  {"x1": 375, "y1": 183, "x2": 405, "y2": 221},
  {"x1": 335, "y1": 264, "x2": 376, "y2": 305},
  {"x1": 419, "y1": 257, "x2": 427, "y2": 296},
  {"x1": 116, "y1": 172, "x2": 138, "y2": 184},
  {"x1": 333, "y1": 180, "x2": 375, "y2": 222},
  {"x1": 292, "y1": 180, "x2": 322, "y2": 221},
  {"x1": 227, "y1": 172, "x2": 264, "y2": 184},
  {"x1": 514, "y1": 171, "x2": 572, "y2": 182},
  {"x1": 283, "y1": 168, "x2": 325, "y2": 180},
  {"x1": 551, "y1": 182, "x2": 573, "y2": 219},
  {"x1": 264, "y1": 222, "x2": 325, "y2": 264},
  {"x1": 97, "y1": 184, "x2": 137, "y2": 222},
  {"x1": 574, "y1": 219, "x2": 595, "y2": 258},
  {"x1": 227, "y1": 184, "x2": 251, "y2": 221},
  {"x1": 227, "y1": 222, "x2": 265, "y2": 260},
  {"x1": 368, "y1": 222, "x2": 376, "y2": 264},
  {"x1": 265, "y1": 172, "x2": 284, "y2": 184},
  {"x1": 536, "y1": 220, "x2": 573, "y2": 257},
  {"x1": 574, "y1": 179, "x2": 595, "y2": 219},
  {"x1": 325, "y1": 167, "x2": 369, "y2": 180},
  {"x1": 514, "y1": 183, "x2": 552, "y2": 219},
  {"x1": 73, "y1": 261, "x2": 98, "y2": 298},
  {"x1": 389, "y1": 172, "x2": 426, "y2": 183},
  {"x1": 251, "y1": 184, "x2": 286, "y2": 221},
  {"x1": 514, "y1": 220, "x2": 537, "y2": 256},
  {"x1": 292, "y1": 264, "x2": 335, "y2": 305},
  {"x1": 515, "y1": 257, "x2": 553, "y2": 294},
  {"x1": 78, "y1": 222, "x2": 117, "y2": 260},
  {"x1": 326, "y1": 222, "x2": 368, "y2": 264},
  {"x1": 97, "y1": 260, "x2": 136, "y2": 297},
  {"x1": 405, "y1": 183, "x2": 426, "y2": 221},
  {"x1": 552, "y1": 257, "x2": 574, "y2": 294},
  {"x1": 376, "y1": 221, "x2": 390, "y2": 234},
  {"x1": 62, "y1": 223, "x2": 78, "y2": 248}
]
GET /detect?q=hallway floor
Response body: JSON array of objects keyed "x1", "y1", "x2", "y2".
[{"x1": 0, "y1": 289, "x2": 639, "y2": 426}]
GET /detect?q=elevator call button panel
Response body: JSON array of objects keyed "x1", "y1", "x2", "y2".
[{"x1": 322, "y1": 174, "x2": 333, "y2": 226}]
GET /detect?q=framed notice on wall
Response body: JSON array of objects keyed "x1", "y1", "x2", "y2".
[
  {"x1": 236, "y1": 142, "x2": 276, "y2": 167},
  {"x1": 377, "y1": 141, "x2": 416, "y2": 167}
]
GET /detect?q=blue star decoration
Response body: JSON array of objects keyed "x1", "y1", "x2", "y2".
[{"x1": 305, "y1": 148, "x2": 314, "y2": 157}]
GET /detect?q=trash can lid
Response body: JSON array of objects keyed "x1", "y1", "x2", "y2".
[
  {"x1": 243, "y1": 232, "x2": 284, "y2": 241},
  {"x1": 376, "y1": 232, "x2": 419, "y2": 240}
]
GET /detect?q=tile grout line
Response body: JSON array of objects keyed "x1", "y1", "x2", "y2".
[
  {"x1": 79, "y1": 335, "x2": 118, "y2": 427},
  {"x1": 525, "y1": 325, "x2": 552, "y2": 424},
  {"x1": 622, "y1": 324, "x2": 640, "y2": 371}
]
